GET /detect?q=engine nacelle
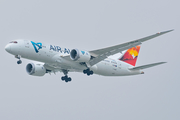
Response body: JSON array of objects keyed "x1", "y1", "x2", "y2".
[
  {"x1": 26, "y1": 63, "x2": 46, "y2": 76},
  {"x1": 70, "y1": 49, "x2": 91, "y2": 62}
]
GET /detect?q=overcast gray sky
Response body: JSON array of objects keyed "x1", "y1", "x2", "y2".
[{"x1": 0, "y1": 0, "x2": 179, "y2": 120}]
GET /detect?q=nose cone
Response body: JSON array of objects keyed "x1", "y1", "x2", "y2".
[{"x1": 5, "y1": 44, "x2": 11, "y2": 53}]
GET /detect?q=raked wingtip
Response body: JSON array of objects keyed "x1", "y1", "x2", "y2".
[{"x1": 161, "y1": 29, "x2": 174, "y2": 34}]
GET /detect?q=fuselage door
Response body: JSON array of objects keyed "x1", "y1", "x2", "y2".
[{"x1": 111, "y1": 60, "x2": 118, "y2": 75}]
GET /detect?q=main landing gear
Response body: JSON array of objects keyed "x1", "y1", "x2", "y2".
[
  {"x1": 83, "y1": 69, "x2": 93, "y2": 76},
  {"x1": 15, "y1": 55, "x2": 22, "y2": 64},
  {"x1": 61, "y1": 75, "x2": 71, "y2": 82},
  {"x1": 61, "y1": 69, "x2": 72, "y2": 83}
]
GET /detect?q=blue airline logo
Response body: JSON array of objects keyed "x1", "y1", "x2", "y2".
[
  {"x1": 81, "y1": 51, "x2": 85, "y2": 55},
  {"x1": 31, "y1": 41, "x2": 42, "y2": 53}
]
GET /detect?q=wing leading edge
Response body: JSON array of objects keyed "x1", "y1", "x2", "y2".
[{"x1": 88, "y1": 30, "x2": 173, "y2": 66}]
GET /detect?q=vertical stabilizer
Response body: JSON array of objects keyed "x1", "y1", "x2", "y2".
[{"x1": 119, "y1": 46, "x2": 141, "y2": 66}]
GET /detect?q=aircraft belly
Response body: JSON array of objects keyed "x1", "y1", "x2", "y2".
[
  {"x1": 57, "y1": 59, "x2": 86, "y2": 71},
  {"x1": 94, "y1": 62, "x2": 116, "y2": 76}
]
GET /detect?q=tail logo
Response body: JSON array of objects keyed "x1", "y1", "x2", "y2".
[
  {"x1": 31, "y1": 41, "x2": 42, "y2": 53},
  {"x1": 120, "y1": 46, "x2": 140, "y2": 66},
  {"x1": 128, "y1": 48, "x2": 139, "y2": 59}
]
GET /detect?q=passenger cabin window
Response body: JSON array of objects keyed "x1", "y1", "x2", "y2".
[{"x1": 10, "y1": 41, "x2": 18, "y2": 43}]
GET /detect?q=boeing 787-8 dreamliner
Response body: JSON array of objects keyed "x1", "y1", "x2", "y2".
[{"x1": 5, "y1": 30, "x2": 173, "y2": 82}]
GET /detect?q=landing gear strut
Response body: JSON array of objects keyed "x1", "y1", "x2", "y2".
[
  {"x1": 15, "y1": 55, "x2": 22, "y2": 64},
  {"x1": 61, "y1": 69, "x2": 72, "y2": 83},
  {"x1": 83, "y1": 69, "x2": 93, "y2": 76}
]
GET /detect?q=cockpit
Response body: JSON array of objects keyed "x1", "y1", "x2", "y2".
[{"x1": 10, "y1": 41, "x2": 18, "y2": 43}]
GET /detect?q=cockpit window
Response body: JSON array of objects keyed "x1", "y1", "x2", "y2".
[{"x1": 10, "y1": 41, "x2": 18, "y2": 43}]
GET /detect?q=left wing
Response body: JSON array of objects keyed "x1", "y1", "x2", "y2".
[{"x1": 88, "y1": 30, "x2": 173, "y2": 66}]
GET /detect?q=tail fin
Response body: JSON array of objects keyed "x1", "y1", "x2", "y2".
[{"x1": 119, "y1": 46, "x2": 141, "y2": 66}]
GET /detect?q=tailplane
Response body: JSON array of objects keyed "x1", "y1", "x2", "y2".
[
  {"x1": 129, "y1": 62, "x2": 166, "y2": 70},
  {"x1": 119, "y1": 46, "x2": 141, "y2": 66}
]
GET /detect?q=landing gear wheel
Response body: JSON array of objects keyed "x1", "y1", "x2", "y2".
[
  {"x1": 90, "y1": 71, "x2": 93, "y2": 75},
  {"x1": 61, "y1": 69, "x2": 72, "y2": 83},
  {"x1": 65, "y1": 79, "x2": 69, "y2": 83},
  {"x1": 68, "y1": 77, "x2": 72, "y2": 81},
  {"x1": 64, "y1": 77, "x2": 72, "y2": 83},
  {"x1": 61, "y1": 76, "x2": 65, "y2": 81},
  {"x1": 83, "y1": 69, "x2": 94, "y2": 76},
  {"x1": 83, "y1": 69, "x2": 87, "y2": 74},
  {"x1": 17, "y1": 60, "x2": 22, "y2": 64}
]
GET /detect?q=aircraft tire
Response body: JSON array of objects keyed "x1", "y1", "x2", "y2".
[
  {"x1": 61, "y1": 76, "x2": 65, "y2": 81},
  {"x1": 83, "y1": 70, "x2": 87, "y2": 74},
  {"x1": 68, "y1": 77, "x2": 72, "y2": 81},
  {"x1": 90, "y1": 71, "x2": 93, "y2": 75},
  {"x1": 17, "y1": 60, "x2": 22, "y2": 64},
  {"x1": 87, "y1": 73, "x2": 90, "y2": 76},
  {"x1": 63, "y1": 76, "x2": 72, "y2": 82}
]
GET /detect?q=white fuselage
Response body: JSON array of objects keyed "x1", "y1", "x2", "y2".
[{"x1": 5, "y1": 40, "x2": 142, "y2": 76}]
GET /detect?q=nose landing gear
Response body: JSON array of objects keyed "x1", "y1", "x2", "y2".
[{"x1": 15, "y1": 55, "x2": 22, "y2": 64}]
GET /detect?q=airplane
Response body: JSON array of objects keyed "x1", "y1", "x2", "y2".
[{"x1": 5, "y1": 30, "x2": 173, "y2": 82}]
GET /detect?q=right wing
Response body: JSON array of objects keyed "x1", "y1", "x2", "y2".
[{"x1": 88, "y1": 30, "x2": 173, "y2": 66}]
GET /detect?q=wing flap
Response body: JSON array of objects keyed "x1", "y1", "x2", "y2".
[{"x1": 129, "y1": 62, "x2": 166, "y2": 70}]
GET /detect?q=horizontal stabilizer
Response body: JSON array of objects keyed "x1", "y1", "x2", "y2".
[{"x1": 129, "y1": 62, "x2": 166, "y2": 70}]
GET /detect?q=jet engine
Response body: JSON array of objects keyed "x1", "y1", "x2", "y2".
[
  {"x1": 26, "y1": 63, "x2": 46, "y2": 76},
  {"x1": 70, "y1": 49, "x2": 91, "y2": 62}
]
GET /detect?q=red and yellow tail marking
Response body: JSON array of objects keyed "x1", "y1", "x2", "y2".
[{"x1": 119, "y1": 46, "x2": 141, "y2": 66}]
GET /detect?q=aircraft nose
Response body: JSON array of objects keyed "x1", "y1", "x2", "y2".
[{"x1": 5, "y1": 44, "x2": 11, "y2": 53}]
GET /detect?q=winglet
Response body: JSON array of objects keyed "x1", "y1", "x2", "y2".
[
  {"x1": 138, "y1": 29, "x2": 174, "y2": 43},
  {"x1": 157, "y1": 29, "x2": 174, "y2": 34}
]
